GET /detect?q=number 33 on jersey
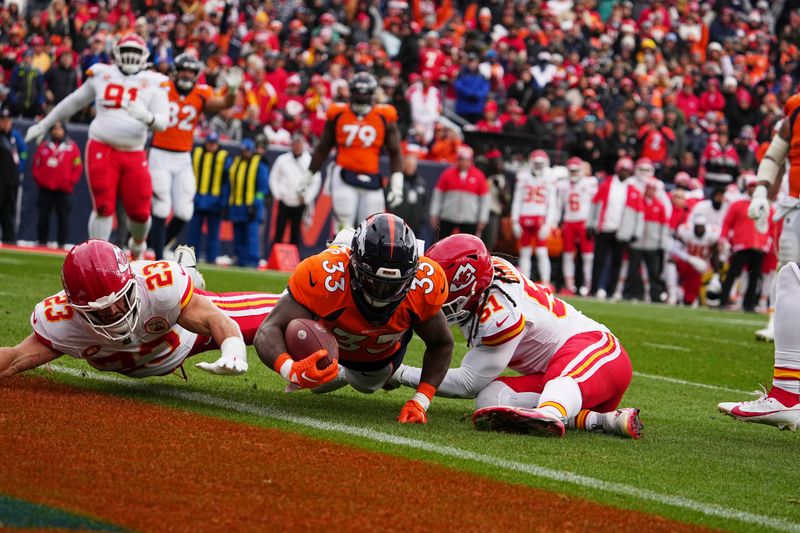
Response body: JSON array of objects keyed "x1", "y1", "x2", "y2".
[
  {"x1": 287, "y1": 246, "x2": 448, "y2": 363},
  {"x1": 150, "y1": 81, "x2": 214, "y2": 152}
]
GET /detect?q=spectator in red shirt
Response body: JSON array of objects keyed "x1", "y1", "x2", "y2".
[
  {"x1": 676, "y1": 77, "x2": 700, "y2": 119},
  {"x1": 699, "y1": 77, "x2": 726, "y2": 116},
  {"x1": 475, "y1": 100, "x2": 503, "y2": 132},
  {"x1": 637, "y1": 108, "x2": 675, "y2": 169},
  {"x1": 32, "y1": 122, "x2": 82, "y2": 248}
]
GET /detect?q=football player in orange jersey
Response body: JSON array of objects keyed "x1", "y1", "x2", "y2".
[
  {"x1": 253, "y1": 213, "x2": 454, "y2": 424},
  {"x1": 148, "y1": 53, "x2": 243, "y2": 259},
  {"x1": 308, "y1": 72, "x2": 404, "y2": 231}
]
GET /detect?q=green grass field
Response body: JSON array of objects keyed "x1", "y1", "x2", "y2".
[{"x1": 2, "y1": 248, "x2": 798, "y2": 532}]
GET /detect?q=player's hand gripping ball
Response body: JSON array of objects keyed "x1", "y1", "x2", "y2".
[{"x1": 284, "y1": 319, "x2": 339, "y2": 370}]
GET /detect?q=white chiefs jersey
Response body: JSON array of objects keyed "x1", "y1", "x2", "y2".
[
  {"x1": 63, "y1": 64, "x2": 169, "y2": 150},
  {"x1": 512, "y1": 168, "x2": 562, "y2": 219},
  {"x1": 676, "y1": 222, "x2": 720, "y2": 260},
  {"x1": 31, "y1": 260, "x2": 197, "y2": 377},
  {"x1": 687, "y1": 200, "x2": 728, "y2": 233},
  {"x1": 461, "y1": 257, "x2": 606, "y2": 375},
  {"x1": 558, "y1": 176, "x2": 598, "y2": 223}
]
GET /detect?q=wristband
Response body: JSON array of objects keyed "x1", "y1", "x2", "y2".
[
  {"x1": 411, "y1": 382, "x2": 437, "y2": 411},
  {"x1": 220, "y1": 336, "x2": 246, "y2": 360},
  {"x1": 274, "y1": 353, "x2": 293, "y2": 380}
]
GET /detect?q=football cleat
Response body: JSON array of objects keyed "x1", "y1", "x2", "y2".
[
  {"x1": 754, "y1": 326, "x2": 774, "y2": 342},
  {"x1": 472, "y1": 406, "x2": 566, "y2": 437},
  {"x1": 599, "y1": 408, "x2": 643, "y2": 439},
  {"x1": 175, "y1": 245, "x2": 206, "y2": 290},
  {"x1": 718, "y1": 395, "x2": 800, "y2": 431}
]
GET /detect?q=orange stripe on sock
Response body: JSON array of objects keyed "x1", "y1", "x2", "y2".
[
  {"x1": 575, "y1": 409, "x2": 590, "y2": 430},
  {"x1": 773, "y1": 368, "x2": 800, "y2": 381},
  {"x1": 538, "y1": 401, "x2": 567, "y2": 418}
]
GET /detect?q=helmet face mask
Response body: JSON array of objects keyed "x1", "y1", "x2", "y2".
[
  {"x1": 174, "y1": 53, "x2": 201, "y2": 94},
  {"x1": 349, "y1": 72, "x2": 377, "y2": 116},
  {"x1": 530, "y1": 150, "x2": 549, "y2": 174},
  {"x1": 74, "y1": 281, "x2": 140, "y2": 341},
  {"x1": 567, "y1": 157, "x2": 582, "y2": 181},
  {"x1": 426, "y1": 235, "x2": 494, "y2": 326},
  {"x1": 350, "y1": 214, "x2": 419, "y2": 320},
  {"x1": 113, "y1": 35, "x2": 149, "y2": 75}
]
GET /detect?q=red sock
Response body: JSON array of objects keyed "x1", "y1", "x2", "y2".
[{"x1": 768, "y1": 386, "x2": 800, "y2": 407}]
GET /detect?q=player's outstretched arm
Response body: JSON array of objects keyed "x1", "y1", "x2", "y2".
[
  {"x1": 178, "y1": 293, "x2": 247, "y2": 375},
  {"x1": 0, "y1": 334, "x2": 61, "y2": 379},
  {"x1": 205, "y1": 68, "x2": 242, "y2": 113},
  {"x1": 396, "y1": 311, "x2": 454, "y2": 424},
  {"x1": 750, "y1": 119, "x2": 790, "y2": 220},
  {"x1": 25, "y1": 82, "x2": 96, "y2": 144}
]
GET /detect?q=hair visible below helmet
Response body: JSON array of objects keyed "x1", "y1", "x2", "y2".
[
  {"x1": 425, "y1": 234, "x2": 493, "y2": 325},
  {"x1": 113, "y1": 34, "x2": 149, "y2": 75},
  {"x1": 174, "y1": 52, "x2": 202, "y2": 94},
  {"x1": 530, "y1": 149, "x2": 550, "y2": 173},
  {"x1": 350, "y1": 214, "x2": 419, "y2": 321},
  {"x1": 61, "y1": 239, "x2": 140, "y2": 341},
  {"x1": 349, "y1": 72, "x2": 377, "y2": 116}
]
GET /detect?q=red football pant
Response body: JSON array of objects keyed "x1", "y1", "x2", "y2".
[
  {"x1": 187, "y1": 291, "x2": 278, "y2": 355},
  {"x1": 86, "y1": 139, "x2": 152, "y2": 222},
  {"x1": 495, "y1": 331, "x2": 632, "y2": 413},
  {"x1": 562, "y1": 221, "x2": 594, "y2": 253},
  {"x1": 674, "y1": 259, "x2": 702, "y2": 305},
  {"x1": 519, "y1": 215, "x2": 546, "y2": 247}
]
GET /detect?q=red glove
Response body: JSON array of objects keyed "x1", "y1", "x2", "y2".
[
  {"x1": 274, "y1": 350, "x2": 339, "y2": 389},
  {"x1": 397, "y1": 382, "x2": 437, "y2": 424},
  {"x1": 397, "y1": 399, "x2": 428, "y2": 424}
]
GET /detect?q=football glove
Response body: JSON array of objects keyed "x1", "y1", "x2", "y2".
[
  {"x1": 747, "y1": 185, "x2": 770, "y2": 221},
  {"x1": 195, "y1": 353, "x2": 248, "y2": 375},
  {"x1": 386, "y1": 172, "x2": 404, "y2": 208},
  {"x1": 123, "y1": 98, "x2": 155, "y2": 126},
  {"x1": 275, "y1": 350, "x2": 339, "y2": 389},
  {"x1": 512, "y1": 220, "x2": 522, "y2": 239},
  {"x1": 537, "y1": 224, "x2": 551, "y2": 242},
  {"x1": 397, "y1": 399, "x2": 427, "y2": 424},
  {"x1": 24, "y1": 122, "x2": 47, "y2": 144},
  {"x1": 225, "y1": 67, "x2": 244, "y2": 93}
]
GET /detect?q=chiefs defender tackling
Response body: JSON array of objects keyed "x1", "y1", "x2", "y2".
[
  {"x1": 0, "y1": 241, "x2": 278, "y2": 379},
  {"x1": 148, "y1": 53, "x2": 242, "y2": 259},
  {"x1": 25, "y1": 35, "x2": 169, "y2": 258},
  {"x1": 392, "y1": 234, "x2": 641, "y2": 438},
  {"x1": 254, "y1": 213, "x2": 454, "y2": 424}
]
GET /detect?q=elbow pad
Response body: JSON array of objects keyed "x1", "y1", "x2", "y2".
[{"x1": 756, "y1": 135, "x2": 789, "y2": 187}]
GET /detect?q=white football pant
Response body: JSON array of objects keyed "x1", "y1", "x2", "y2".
[
  {"x1": 149, "y1": 148, "x2": 197, "y2": 222},
  {"x1": 329, "y1": 165, "x2": 386, "y2": 232}
]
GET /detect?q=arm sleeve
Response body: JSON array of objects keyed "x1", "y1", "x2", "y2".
[
  {"x1": 148, "y1": 83, "x2": 170, "y2": 132},
  {"x1": 396, "y1": 334, "x2": 522, "y2": 398},
  {"x1": 39, "y1": 80, "x2": 96, "y2": 130}
]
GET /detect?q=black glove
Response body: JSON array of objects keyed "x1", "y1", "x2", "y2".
[{"x1": 247, "y1": 205, "x2": 257, "y2": 221}]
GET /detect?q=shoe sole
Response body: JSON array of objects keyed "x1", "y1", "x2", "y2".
[
  {"x1": 622, "y1": 408, "x2": 644, "y2": 439},
  {"x1": 472, "y1": 408, "x2": 565, "y2": 437},
  {"x1": 718, "y1": 407, "x2": 799, "y2": 431}
]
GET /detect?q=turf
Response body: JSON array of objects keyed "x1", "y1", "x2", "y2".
[{"x1": 1, "y1": 249, "x2": 797, "y2": 532}]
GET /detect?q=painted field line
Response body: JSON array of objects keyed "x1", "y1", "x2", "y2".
[
  {"x1": 633, "y1": 371, "x2": 754, "y2": 395},
  {"x1": 48, "y1": 365, "x2": 798, "y2": 532},
  {"x1": 642, "y1": 342, "x2": 690, "y2": 352}
]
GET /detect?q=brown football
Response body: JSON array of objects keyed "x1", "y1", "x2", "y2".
[{"x1": 284, "y1": 318, "x2": 340, "y2": 370}]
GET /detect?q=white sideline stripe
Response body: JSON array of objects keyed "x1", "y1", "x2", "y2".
[
  {"x1": 48, "y1": 365, "x2": 798, "y2": 532},
  {"x1": 633, "y1": 371, "x2": 753, "y2": 395},
  {"x1": 642, "y1": 342, "x2": 690, "y2": 352}
]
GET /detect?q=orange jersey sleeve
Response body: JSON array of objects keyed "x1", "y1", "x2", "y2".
[
  {"x1": 151, "y1": 83, "x2": 212, "y2": 152},
  {"x1": 287, "y1": 248, "x2": 445, "y2": 364},
  {"x1": 328, "y1": 104, "x2": 395, "y2": 174}
]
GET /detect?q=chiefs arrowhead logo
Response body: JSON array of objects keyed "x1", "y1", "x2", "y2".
[{"x1": 450, "y1": 263, "x2": 477, "y2": 292}]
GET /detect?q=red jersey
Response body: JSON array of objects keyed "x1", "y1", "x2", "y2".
[
  {"x1": 151, "y1": 82, "x2": 214, "y2": 152},
  {"x1": 326, "y1": 103, "x2": 398, "y2": 174},
  {"x1": 637, "y1": 125, "x2": 675, "y2": 163},
  {"x1": 288, "y1": 246, "x2": 447, "y2": 364}
]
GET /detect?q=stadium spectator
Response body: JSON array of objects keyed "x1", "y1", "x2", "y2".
[
  {"x1": 187, "y1": 133, "x2": 230, "y2": 265},
  {"x1": 9, "y1": 50, "x2": 44, "y2": 118},
  {"x1": 0, "y1": 105, "x2": 25, "y2": 244},
  {"x1": 406, "y1": 70, "x2": 441, "y2": 144},
  {"x1": 269, "y1": 134, "x2": 315, "y2": 249},
  {"x1": 45, "y1": 48, "x2": 79, "y2": 107},
  {"x1": 624, "y1": 178, "x2": 669, "y2": 302},
  {"x1": 429, "y1": 145, "x2": 489, "y2": 240},
  {"x1": 32, "y1": 122, "x2": 82, "y2": 248},
  {"x1": 227, "y1": 138, "x2": 269, "y2": 268},
  {"x1": 454, "y1": 53, "x2": 488, "y2": 123},
  {"x1": 389, "y1": 145, "x2": 429, "y2": 238}
]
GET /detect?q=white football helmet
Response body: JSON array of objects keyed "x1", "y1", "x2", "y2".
[
  {"x1": 530, "y1": 149, "x2": 550, "y2": 175},
  {"x1": 113, "y1": 34, "x2": 150, "y2": 75}
]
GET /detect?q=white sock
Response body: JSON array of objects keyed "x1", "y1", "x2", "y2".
[
  {"x1": 518, "y1": 246, "x2": 533, "y2": 279},
  {"x1": 88, "y1": 212, "x2": 113, "y2": 241},
  {"x1": 566, "y1": 409, "x2": 603, "y2": 431},
  {"x1": 128, "y1": 217, "x2": 152, "y2": 244},
  {"x1": 664, "y1": 261, "x2": 678, "y2": 302},
  {"x1": 535, "y1": 246, "x2": 551, "y2": 284},
  {"x1": 563, "y1": 251, "x2": 576, "y2": 290},
  {"x1": 582, "y1": 253, "x2": 593, "y2": 290},
  {"x1": 537, "y1": 376, "x2": 582, "y2": 421}
]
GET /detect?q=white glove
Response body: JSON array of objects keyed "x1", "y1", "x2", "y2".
[
  {"x1": 25, "y1": 122, "x2": 47, "y2": 144},
  {"x1": 747, "y1": 185, "x2": 770, "y2": 221},
  {"x1": 537, "y1": 224, "x2": 551, "y2": 242},
  {"x1": 512, "y1": 221, "x2": 522, "y2": 239},
  {"x1": 123, "y1": 98, "x2": 155, "y2": 127},
  {"x1": 386, "y1": 171, "x2": 404, "y2": 209},
  {"x1": 195, "y1": 353, "x2": 248, "y2": 375},
  {"x1": 225, "y1": 67, "x2": 243, "y2": 93},
  {"x1": 687, "y1": 255, "x2": 707, "y2": 274}
]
